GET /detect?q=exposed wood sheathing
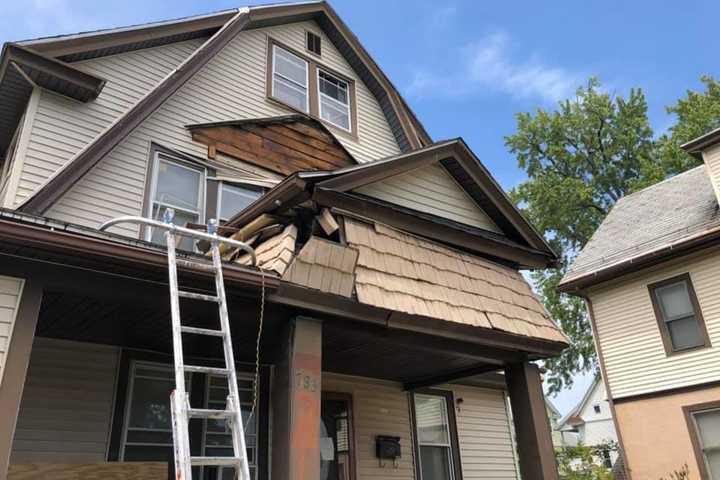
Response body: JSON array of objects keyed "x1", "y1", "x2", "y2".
[
  {"x1": 283, "y1": 236, "x2": 358, "y2": 297},
  {"x1": 343, "y1": 218, "x2": 566, "y2": 343}
]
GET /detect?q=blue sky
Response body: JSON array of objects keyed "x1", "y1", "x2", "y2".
[{"x1": 3, "y1": 0, "x2": 718, "y2": 413}]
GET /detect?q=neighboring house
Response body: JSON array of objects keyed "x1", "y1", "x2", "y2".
[
  {"x1": 546, "y1": 398, "x2": 564, "y2": 448},
  {"x1": 559, "y1": 128, "x2": 720, "y2": 479},
  {"x1": 0, "y1": 2, "x2": 568, "y2": 480},
  {"x1": 558, "y1": 377, "x2": 618, "y2": 466}
]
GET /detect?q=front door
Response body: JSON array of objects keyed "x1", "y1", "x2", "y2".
[{"x1": 320, "y1": 393, "x2": 355, "y2": 480}]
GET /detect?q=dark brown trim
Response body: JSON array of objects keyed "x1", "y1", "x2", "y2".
[
  {"x1": 225, "y1": 174, "x2": 308, "y2": 228},
  {"x1": 0, "y1": 216, "x2": 277, "y2": 290},
  {"x1": 315, "y1": 189, "x2": 554, "y2": 268},
  {"x1": 18, "y1": 11, "x2": 251, "y2": 215},
  {"x1": 0, "y1": 279, "x2": 42, "y2": 479},
  {"x1": 408, "y1": 388, "x2": 464, "y2": 480},
  {"x1": 682, "y1": 127, "x2": 720, "y2": 160},
  {"x1": 559, "y1": 232, "x2": 720, "y2": 293},
  {"x1": 403, "y1": 363, "x2": 500, "y2": 391},
  {"x1": 266, "y1": 36, "x2": 359, "y2": 140},
  {"x1": 612, "y1": 378, "x2": 720, "y2": 405},
  {"x1": 682, "y1": 399, "x2": 720, "y2": 479},
  {"x1": 583, "y1": 296, "x2": 632, "y2": 479},
  {"x1": 2, "y1": 43, "x2": 106, "y2": 101},
  {"x1": 321, "y1": 391, "x2": 357, "y2": 480},
  {"x1": 647, "y1": 273, "x2": 711, "y2": 356}
]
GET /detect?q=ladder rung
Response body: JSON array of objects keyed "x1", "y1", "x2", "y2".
[
  {"x1": 180, "y1": 326, "x2": 225, "y2": 337},
  {"x1": 176, "y1": 258, "x2": 217, "y2": 273},
  {"x1": 183, "y1": 365, "x2": 231, "y2": 376},
  {"x1": 191, "y1": 456, "x2": 244, "y2": 467},
  {"x1": 178, "y1": 290, "x2": 219, "y2": 303},
  {"x1": 187, "y1": 408, "x2": 236, "y2": 419}
]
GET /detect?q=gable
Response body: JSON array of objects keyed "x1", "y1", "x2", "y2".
[{"x1": 354, "y1": 164, "x2": 503, "y2": 233}]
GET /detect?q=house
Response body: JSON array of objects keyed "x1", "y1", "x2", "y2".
[
  {"x1": 557, "y1": 377, "x2": 618, "y2": 466},
  {"x1": 559, "y1": 128, "x2": 720, "y2": 479},
  {"x1": 546, "y1": 398, "x2": 565, "y2": 448},
  {"x1": 0, "y1": 2, "x2": 569, "y2": 480}
]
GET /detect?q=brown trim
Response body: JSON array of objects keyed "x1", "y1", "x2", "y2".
[
  {"x1": 266, "y1": 36, "x2": 359, "y2": 140},
  {"x1": 682, "y1": 127, "x2": 720, "y2": 160},
  {"x1": 321, "y1": 391, "x2": 357, "y2": 480},
  {"x1": 647, "y1": 273, "x2": 711, "y2": 356},
  {"x1": 583, "y1": 296, "x2": 632, "y2": 479},
  {"x1": 682, "y1": 399, "x2": 720, "y2": 479},
  {"x1": 224, "y1": 174, "x2": 308, "y2": 228},
  {"x1": 18, "y1": 10, "x2": 251, "y2": 215},
  {"x1": 305, "y1": 29, "x2": 322, "y2": 58},
  {"x1": 0, "y1": 216, "x2": 277, "y2": 290},
  {"x1": 409, "y1": 388, "x2": 464, "y2": 480},
  {"x1": 612, "y1": 378, "x2": 720, "y2": 405},
  {"x1": 559, "y1": 231, "x2": 720, "y2": 293},
  {"x1": 0, "y1": 279, "x2": 43, "y2": 479}
]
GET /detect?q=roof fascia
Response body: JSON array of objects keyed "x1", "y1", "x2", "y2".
[
  {"x1": 3, "y1": 44, "x2": 106, "y2": 101},
  {"x1": 18, "y1": 10, "x2": 237, "y2": 59},
  {"x1": 17, "y1": 9, "x2": 250, "y2": 215},
  {"x1": 224, "y1": 174, "x2": 309, "y2": 228},
  {"x1": 682, "y1": 126, "x2": 720, "y2": 160}
]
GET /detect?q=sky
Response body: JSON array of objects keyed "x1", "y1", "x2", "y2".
[{"x1": 3, "y1": 0, "x2": 719, "y2": 414}]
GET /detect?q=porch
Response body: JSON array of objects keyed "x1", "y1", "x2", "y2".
[{"x1": 0, "y1": 215, "x2": 560, "y2": 480}]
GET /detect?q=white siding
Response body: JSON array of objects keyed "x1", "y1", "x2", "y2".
[
  {"x1": 42, "y1": 21, "x2": 402, "y2": 235},
  {"x1": 0, "y1": 276, "x2": 24, "y2": 385},
  {"x1": 10, "y1": 337, "x2": 120, "y2": 463},
  {"x1": 323, "y1": 373, "x2": 518, "y2": 480},
  {"x1": 702, "y1": 143, "x2": 720, "y2": 205},
  {"x1": 354, "y1": 164, "x2": 502, "y2": 233},
  {"x1": 13, "y1": 39, "x2": 206, "y2": 207},
  {"x1": 589, "y1": 248, "x2": 720, "y2": 399},
  {"x1": 449, "y1": 385, "x2": 519, "y2": 480},
  {"x1": 575, "y1": 381, "x2": 617, "y2": 446}
]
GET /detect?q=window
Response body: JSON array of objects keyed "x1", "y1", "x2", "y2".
[
  {"x1": 268, "y1": 39, "x2": 356, "y2": 135},
  {"x1": 217, "y1": 183, "x2": 263, "y2": 222},
  {"x1": 685, "y1": 403, "x2": 720, "y2": 479},
  {"x1": 318, "y1": 70, "x2": 351, "y2": 131},
  {"x1": 121, "y1": 362, "x2": 190, "y2": 462},
  {"x1": 271, "y1": 45, "x2": 309, "y2": 113},
  {"x1": 306, "y1": 31, "x2": 321, "y2": 56},
  {"x1": 320, "y1": 393, "x2": 355, "y2": 480},
  {"x1": 649, "y1": 274, "x2": 710, "y2": 354},
  {"x1": 411, "y1": 392, "x2": 461, "y2": 480},
  {"x1": 202, "y1": 373, "x2": 258, "y2": 480},
  {"x1": 593, "y1": 404, "x2": 601, "y2": 414},
  {"x1": 146, "y1": 154, "x2": 206, "y2": 251}
]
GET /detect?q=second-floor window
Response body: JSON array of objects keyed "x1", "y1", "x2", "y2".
[
  {"x1": 217, "y1": 182, "x2": 263, "y2": 223},
  {"x1": 649, "y1": 273, "x2": 711, "y2": 355},
  {"x1": 271, "y1": 44, "x2": 309, "y2": 113},
  {"x1": 318, "y1": 70, "x2": 350, "y2": 131}
]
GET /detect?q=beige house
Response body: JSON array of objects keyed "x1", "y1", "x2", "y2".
[
  {"x1": 0, "y1": 2, "x2": 568, "y2": 480},
  {"x1": 559, "y1": 129, "x2": 720, "y2": 479}
]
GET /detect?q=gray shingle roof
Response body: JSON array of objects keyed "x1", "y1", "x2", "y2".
[{"x1": 561, "y1": 166, "x2": 720, "y2": 286}]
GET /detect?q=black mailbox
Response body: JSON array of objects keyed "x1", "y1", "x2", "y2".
[{"x1": 375, "y1": 435, "x2": 401, "y2": 460}]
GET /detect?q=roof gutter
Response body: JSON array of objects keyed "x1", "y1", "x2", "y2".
[{"x1": 558, "y1": 225, "x2": 720, "y2": 294}]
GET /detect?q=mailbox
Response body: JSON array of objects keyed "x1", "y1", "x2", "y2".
[{"x1": 375, "y1": 435, "x2": 401, "y2": 460}]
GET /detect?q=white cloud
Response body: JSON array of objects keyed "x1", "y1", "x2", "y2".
[{"x1": 407, "y1": 31, "x2": 584, "y2": 104}]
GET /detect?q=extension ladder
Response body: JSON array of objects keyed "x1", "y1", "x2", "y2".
[{"x1": 100, "y1": 211, "x2": 258, "y2": 480}]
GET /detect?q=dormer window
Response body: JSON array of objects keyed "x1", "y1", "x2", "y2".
[
  {"x1": 271, "y1": 45, "x2": 309, "y2": 113},
  {"x1": 268, "y1": 39, "x2": 356, "y2": 136}
]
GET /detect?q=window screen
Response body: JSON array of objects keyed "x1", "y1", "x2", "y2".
[{"x1": 272, "y1": 45, "x2": 308, "y2": 112}]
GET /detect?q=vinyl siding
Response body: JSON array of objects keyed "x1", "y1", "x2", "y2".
[
  {"x1": 702, "y1": 143, "x2": 720, "y2": 204},
  {"x1": 0, "y1": 276, "x2": 24, "y2": 385},
  {"x1": 354, "y1": 164, "x2": 502, "y2": 233},
  {"x1": 13, "y1": 39, "x2": 206, "y2": 207},
  {"x1": 43, "y1": 21, "x2": 403, "y2": 235},
  {"x1": 323, "y1": 373, "x2": 518, "y2": 480},
  {"x1": 588, "y1": 247, "x2": 720, "y2": 399},
  {"x1": 10, "y1": 337, "x2": 119, "y2": 463}
]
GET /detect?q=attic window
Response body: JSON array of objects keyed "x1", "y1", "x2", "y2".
[
  {"x1": 271, "y1": 45, "x2": 309, "y2": 112},
  {"x1": 593, "y1": 404, "x2": 601, "y2": 414},
  {"x1": 306, "y1": 31, "x2": 321, "y2": 56},
  {"x1": 318, "y1": 69, "x2": 350, "y2": 131}
]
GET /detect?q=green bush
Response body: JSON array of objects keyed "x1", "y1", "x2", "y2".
[{"x1": 556, "y1": 441, "x2": 618, "y2": 480}]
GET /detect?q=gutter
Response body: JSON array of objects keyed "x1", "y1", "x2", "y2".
[
  {"x1": 0, "y1": 212, "x2": 277, "y2": 290},
  {"x1": 558, "y1": 224, "x2": 720, "y2": 293}
]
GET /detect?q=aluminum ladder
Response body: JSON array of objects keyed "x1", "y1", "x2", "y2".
[{"x1": 100, "y1": 211, "x2": 257, "y2": 480}]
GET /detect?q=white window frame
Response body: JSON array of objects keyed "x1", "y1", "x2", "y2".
[
  {"x1": 271, "y1": 44, "x2": 310, "y2": 113},
  {"x1": 120, "y1": 361, "x2": 189, "y2": 460},
  {"x1": 145, "y1": 152, "x2": 207, "y2": 245},
  {"x1": 317, "y1": 68, "x2": 352, "y2": 132},
  {"x1": 413, "y1": 393, "x2": 456, "y2": 480}
]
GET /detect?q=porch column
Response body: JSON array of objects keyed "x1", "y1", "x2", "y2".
[
  {"x1": 0, "y1": 278, "x2": 43, "y2": 477},
  {"x1": 505, "y1": 362, "x2": 559, "y2": 480},
  {"x1": 271, "y1": 317, "x2": 322, "y2": 480}
]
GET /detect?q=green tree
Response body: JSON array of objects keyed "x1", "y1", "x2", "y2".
[
  {"x1": 655, "y1": 75, "x2": 720, "y2": 175},
  {"x1": 506, "y1": 78, "x2": 655, "y2": 393},
  {"x1": 556, "y1": 441, "x2": 617, "y2": 480}
]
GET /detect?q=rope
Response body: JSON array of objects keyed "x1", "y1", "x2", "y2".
[{"x1": 244, "y1": 267, "x2": 265, "y2": 432}]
